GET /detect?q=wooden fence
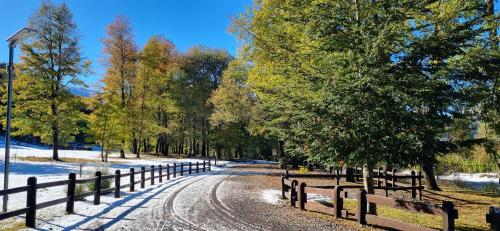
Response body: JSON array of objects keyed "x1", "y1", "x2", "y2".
[
  {"x1": 281, "y1": 170, "x2": 461, "y2": 231},
  {"x1": 284, "y1": 167, "x2": 424, "y2": 200},
  {"x1": 0, "y1": 160, "x2": 211, "y2": 228}
]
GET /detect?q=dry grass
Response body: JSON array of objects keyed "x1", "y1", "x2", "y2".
[
  {"x1": 0, "y1": 219, "x2": 25, "y2": 231},
  {"x1": 338, "y1": 186, "x2": 498, "y2": 231},
  {"x1": 236, "y1": 165, "x2": 498, "y2": 231}
]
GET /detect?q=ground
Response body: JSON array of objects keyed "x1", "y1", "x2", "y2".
[{"x1": 0, "y1": 141, "x2": 498, "y2": 230}]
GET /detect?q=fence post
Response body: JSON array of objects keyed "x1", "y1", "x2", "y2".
[
  {"x1": 130, "y1": 168, "x2": 135, "y2": 192},
  {"x1": 392, "y1": 169, "x2": 397, "y2": 189},
  {"x1": 356, "y1": 166, "x2": 360, "y2": 182},
  {"x1": 180, "y1": 163, "x2": 184, "y2": 176},
  {"x1": 384, "y1": 169, "x2": 388, "y2": 197},
  {"x1": 418, "y1": 171, "x2": 423, "y2": 200},
  {"x1": 167, "y1": 164, "x2": 170, "y2": 180},
  {"x1": 66, "y1": 173, "x2": 76, "y2": 214},
  {"x1": 26, "y1": 177, "x2": 37, "y2": 228},
  {"x1": 189, "y1": 162, "x2": 192, "y2": 174},
  {"x1": 299, "y1": 182, "x2": 306, "y2": 210},
  {"x1": 141, "y1": 167, "x2": 146, "y2": 188},
  {"x1": 333, "y1": 186, "x2": 343, "y2": 219},
  {"x1": 357, "y1": 189, "x2": 367, "y2": 225},
  {"x1": 281, "y1": 176, "x2": 287, "y2": 199},
  {"x1": 173, "y1": 163, "x2": 177, "y2": 178},
  {"x1": 159, "y1": 165, "x2": 163, "y2": 183},
  {"x1": 410, "y1": 171, "x2": 416, "y2": 199},
  {"x1": 346, "y1": 167, "x2": 354, "y2": 182},
  {"x1": 94, "y1": 171, "x2": 102, "y2": 205},
  {"x1": 151, "y1": 165, "x2": 155, "y2": 185},
  {"x1": 486, "y1": 206, "x2": 500, "y2": 231},
  {"x1": 114, "y1": 170, "x2": 121, "y2": 198},
  {"x1": 290, "y1": 180, "x2": 298, "y2": 207},
  {"x1": 336, "y1": 168, "x2": 340, "y2": 185},
  {"x1": 196, "y1": 162, "x2": 199, "y2": 173},
  {"x1": 377, "y1": 167, "x2": 383, "y2": 187},
  {"x1": 442, "y1": 201, "x2": 458, "y2": 231},
  {"x1": 203, "y1": 161, "x2": 206, "y2": 172}
]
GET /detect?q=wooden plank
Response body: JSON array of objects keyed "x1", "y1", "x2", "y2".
[
  {"x1": 121, "y1": 172, "x2": 132, "y2": 177},
  {"x1": 0, "y1": 185, "x2": 29, "y2": 196},
  {"x1": 120, "y1": 183, "x2": 131, "y2": 189},
  {"x1": 36, "y1": 180, "x2": 71, "y2": 189},
  {"x1": 101, "y1": 187, "x2": 114, "y2": 194},
  {"x1": 365, "y1": 194, "x2": 443, "y2": 215},
  {"x1": 304, "y1": 187, "x2": 334, "y2": 197},
  {"x1": 366, "y1": 214, "x2": 436, "y2": 231},
  {"x1": 304, "y1": 200, "x2": 335, "y2": 216},
  {"x1": 0, "y1": 208, "x2": 28, "y2": 220},
  {"x1": 75, "y1": 178, "x2": 96, "y2": 184},
  {"x1": 75, "y1": 191, "x2": 94, "y2": 199},
  {"x1": 101, "y1": 175, "x2": 115, "y2": 180},
  {"x1": 36, "y1": 197, "x2": 69, "y2": 209}
]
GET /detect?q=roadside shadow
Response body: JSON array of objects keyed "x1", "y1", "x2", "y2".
[{"x1": 34, "y1": 176, "x2": 194, "y2": 231}]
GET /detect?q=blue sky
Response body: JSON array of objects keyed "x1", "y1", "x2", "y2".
[{"x1": 0, "y1": 0, "x2": 252, "y2": 87}]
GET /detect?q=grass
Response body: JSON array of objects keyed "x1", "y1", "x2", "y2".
[
  {"x1": 436, "y1": 146, "x2": 498, "y2": 174},
  {"x1": 0, "y1": 219, "x2": 25, "y2": 231},
  {"x1": 333, "y1": 185, "x2": 499, "y2": 231}
]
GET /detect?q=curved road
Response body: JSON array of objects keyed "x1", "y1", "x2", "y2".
[{"x1": 113, "y1": 168, "x2": 352, "y2": 231}]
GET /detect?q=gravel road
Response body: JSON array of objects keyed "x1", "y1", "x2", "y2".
[{"x1": 113, "y1": 166, "x2": 358, "y2": 231}]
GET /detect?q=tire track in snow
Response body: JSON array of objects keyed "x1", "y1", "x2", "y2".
[
  {"x1": 163, "y1": 176, "x2": 209, "y2": 231},
  {"x1": 208, "y1": 175, "x2": 267, "y2": 231}
]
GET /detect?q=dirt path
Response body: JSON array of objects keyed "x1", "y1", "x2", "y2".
[{"x1": 114, "y1": 166, "x2": 357, "y2": 231}]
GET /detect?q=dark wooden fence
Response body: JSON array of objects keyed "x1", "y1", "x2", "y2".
[
  {"x1": 0, "y1": 160, "x2": 211, "y2": 228},
  {"x1": 281, "y1": 169, "x2": 461, "y2": 231},
  {"x1": 487, "y1": 206, "x2": 500, "y2": 231},
  {"x1": 284, "y1": 167, "x2": 424, "y2": 200}
]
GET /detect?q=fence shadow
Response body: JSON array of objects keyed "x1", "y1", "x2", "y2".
[{"x1": 35, "y1": 175, "x2": 196, "y2": 231}]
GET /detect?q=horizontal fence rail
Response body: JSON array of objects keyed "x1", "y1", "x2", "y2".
[{"x1": 0, "y1": 160, "x2": 212, "y2": 228}]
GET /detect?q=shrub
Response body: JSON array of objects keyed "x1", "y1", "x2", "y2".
[
  {"x1": 298, "y1": 166, "x2": 309, "y2": 173},
  {"x1": 85, "y1": 163, "x2": 113, "y2": 192}
]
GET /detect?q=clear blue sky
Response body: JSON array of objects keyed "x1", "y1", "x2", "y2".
[{"x1": 0, "y1": 0, "x2": 252, "y2": 87}]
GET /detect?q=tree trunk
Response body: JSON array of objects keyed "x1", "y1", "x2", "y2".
[
  {"x1": 52, "y1": 123, "x2": 59, "y2": 161},
  {"x1": 101, "y1": 140, "x2": 105, "y2": 162},
  {"x1": 363, "y1": 163, "x2": 376, "y2": 214},
  {"x1": 422, "y1": 161, "x2": 441, "y2": 191},
  {"x1": 120, "y1": 139, "x2": 125, "y2": 158}
]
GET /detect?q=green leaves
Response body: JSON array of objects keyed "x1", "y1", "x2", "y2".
[{"x1": 236, "y1": 0, "x2": 498, "y2": 167}]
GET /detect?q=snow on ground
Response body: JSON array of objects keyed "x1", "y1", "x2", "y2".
[
  {"x1": 33, "y1": 169, "x2": 225, "y2": 230},
  {"x1": 261, "y1": 189, "x2": 284, "y2": 205},
  {"x1": 438, "y1": 172, "x2": 498, "y2": 183}
]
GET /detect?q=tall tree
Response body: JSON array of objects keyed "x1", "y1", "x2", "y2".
[
  {"x1": 17, "y1": 2, "x2": 89, "y2": 160},
  {"x1": 101, "y1": 16, "x2": 138, "y2": 158},
  {"x1": 179, "y1": 47, "x2": 231, "y2": 157},
  {"x1": 134, "y1": 36, "x2": 178, "y2": 158},
  {"x1": 234, "y1": 0, "x2": 498, "y2": 192}
]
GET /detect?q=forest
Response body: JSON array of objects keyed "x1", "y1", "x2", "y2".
[{"x1": 0, "y1": 0, "x2": 499, "y2": 192}]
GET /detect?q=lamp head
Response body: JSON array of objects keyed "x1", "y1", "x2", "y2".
[{"x1": 7, "y1": 28, "x2": 37, "y2": 47}]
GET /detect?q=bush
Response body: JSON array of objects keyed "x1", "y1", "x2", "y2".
[
  {"x1": 85, "y1": 163, "x2": 113, "y2": 192},
  {"x1": 436, "y1": 146, "x2": 498, "y2": 174},
  {"x1": 298, "y1": 166, "x2": 309, "y2": 174}
]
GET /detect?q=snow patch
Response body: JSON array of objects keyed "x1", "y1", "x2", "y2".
[
  {"x1": 438, "y1": 173, "x2": 499, "y2": 183},
  {"x1": 261, "y1": 189, "x2": 283, "y2": 205}
]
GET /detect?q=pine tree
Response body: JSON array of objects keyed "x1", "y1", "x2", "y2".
[{"x1": 17, "y1": 2, "x2": 90, "y2": 160}]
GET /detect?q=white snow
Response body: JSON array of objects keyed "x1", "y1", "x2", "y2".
[
  {"x1": 261, "y1": 189, "x2": 284, "y2": 205},
  {"x1": 438, "y1": 172, "x2": 499, "y2": 183}
]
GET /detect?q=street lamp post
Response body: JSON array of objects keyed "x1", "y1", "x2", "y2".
[{"x1": 2, "y1": 28, "x2": 36, "y2": 212}]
